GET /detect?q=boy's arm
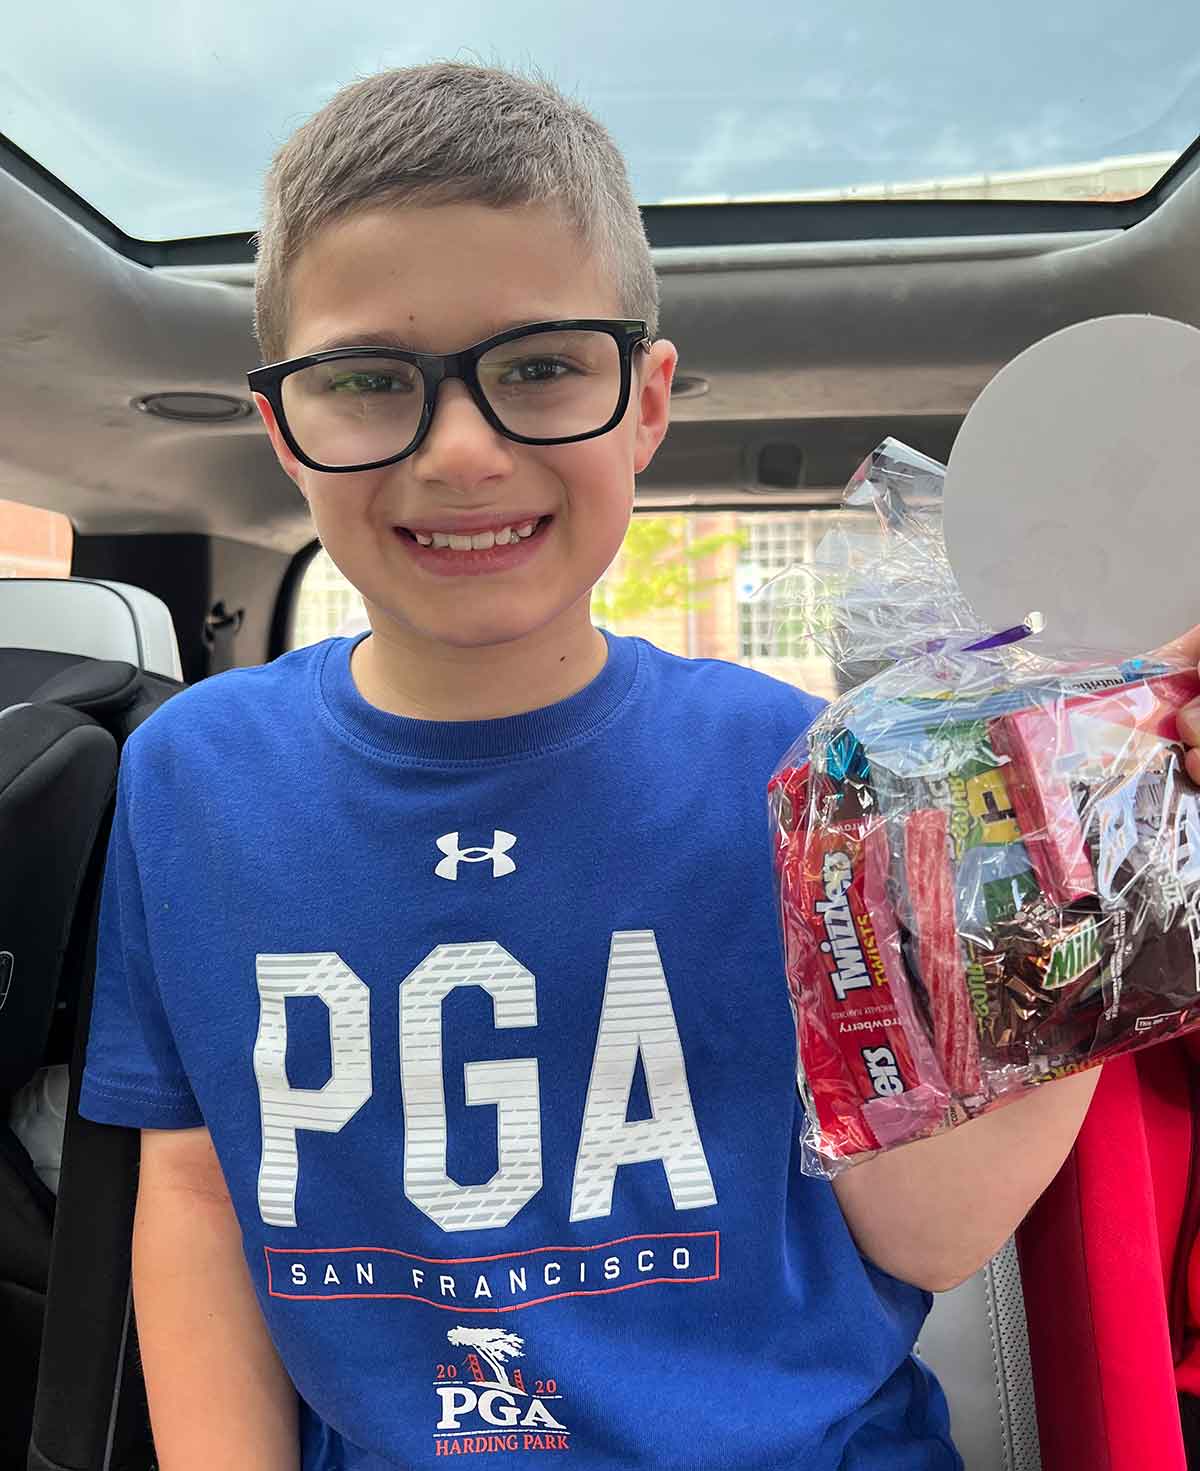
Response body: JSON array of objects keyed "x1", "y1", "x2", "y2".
[
  {"x1": 831, "y1": 1068, "x2": 1101, "y2": 1292},
  {"x1": 134, "y1": 1127, "x2": 300, "y2": 1470}
]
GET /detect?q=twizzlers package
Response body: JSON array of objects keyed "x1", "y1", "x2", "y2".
[
  {"x1": 772, "y1": 758, "x2": 950, "y2": 1161},
  {"x1": 769, "y1": 440, "x2": 1200, "y2": 1175}
]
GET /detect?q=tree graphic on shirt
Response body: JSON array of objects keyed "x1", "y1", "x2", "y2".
[{"x1": 447, "y1": 1327, "x2": 526, "y2": 1393}]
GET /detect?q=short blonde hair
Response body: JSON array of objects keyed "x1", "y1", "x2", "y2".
[{"x1": 254, "y1": 62, "x2": 659, "y2": 362}]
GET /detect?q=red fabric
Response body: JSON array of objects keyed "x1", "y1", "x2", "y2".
[
  {"x1": 1173, "y1": 1034, "x2": 1200, "y2": 1394},
  {"x1": 1183, "y1": 1244, "x2": 1200, "y2": 1395},
  {"x1": 1137, "y1": 1045, "x2": 1193, "y2": 1342},
  {"x1": 1018, "y1": 1056, "x2": 1187, "y2": 1471}
]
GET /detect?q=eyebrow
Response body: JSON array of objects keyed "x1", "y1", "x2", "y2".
[
  {"x1": 306, "y1": 330, "x2": 420, "y2": 354},
  {"x1": 303, "y1": 317, "x2": 574, "y2": 356}
]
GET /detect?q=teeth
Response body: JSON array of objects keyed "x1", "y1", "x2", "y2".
[{"x1": 411, "y1": 519, "x2": 542, "y2": 550}]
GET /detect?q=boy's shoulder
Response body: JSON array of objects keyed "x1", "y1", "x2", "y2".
[
  {"x1": 123, "y1": 637, "x2": 332, "y2": 765},
  {"x1": 631, "y1": 636, "x2": 827, "y2": 729}
]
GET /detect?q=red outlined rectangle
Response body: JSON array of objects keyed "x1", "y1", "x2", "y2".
[{"x1": 264, "y1": 1230, "x2": 720, "y2": 1313}]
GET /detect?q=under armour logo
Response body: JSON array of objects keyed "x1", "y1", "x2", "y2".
[{"x1": 435, "y1": 831, "x2": 517, "y2": 881}]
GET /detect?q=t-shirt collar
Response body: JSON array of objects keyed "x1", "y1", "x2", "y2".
[{"x1": 316, "y1": 627, "x2": 640, "y2": 763}]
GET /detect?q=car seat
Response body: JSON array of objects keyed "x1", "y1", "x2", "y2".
[{"x1": 0, "y1": 579, "x2": 183, "y2": 1471}]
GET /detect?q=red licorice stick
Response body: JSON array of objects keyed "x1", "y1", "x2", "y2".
[{"x1": 904, "y1": 807, "x2": 983, "y2": 1098}]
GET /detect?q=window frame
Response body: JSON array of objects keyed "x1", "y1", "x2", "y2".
[{"x1": 5, "y1": 126, "x2": 1200, "y2": 273}]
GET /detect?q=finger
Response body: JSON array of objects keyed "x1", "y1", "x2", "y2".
[
  {"x1": 1180, "y1": 700, "x2": 1200, "y2": 750},
  {"x1": 1187, "y1": 745, "x2": 1200, "y2": 787},
  {"x1": 1158, "y1": 623, "x2": 1200, "y2": 669}
]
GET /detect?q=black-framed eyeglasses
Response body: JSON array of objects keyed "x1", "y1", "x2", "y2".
[{"x1": 247, "y1": 318, "x2": 651, "y2": 474}]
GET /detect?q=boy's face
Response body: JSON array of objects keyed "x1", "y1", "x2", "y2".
[{"x1": 255, "y1": 202, "x2": 676, "y2": 654}]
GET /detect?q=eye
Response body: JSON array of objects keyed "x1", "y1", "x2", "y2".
[
  {"x1": 327, "y1": 371, "x2": 414, "y2": 395},
  {"x1": 497, "y1": 356, "x2": 576, "y2": 386}
]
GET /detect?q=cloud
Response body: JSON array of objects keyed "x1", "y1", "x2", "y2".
[
  {"x1": 3, "y1": 0, "x2": 1197, "y2": 232},
  {"x1": 679, "y1": 110, "x2": 833, "y2": 196}
]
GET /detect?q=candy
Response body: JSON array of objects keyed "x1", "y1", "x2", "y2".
[
  {"x1": 774, "y1": 761, "x2": 942, "y2": 1164},
  {"x1": 903, "y1": 808, "x2": 983, "y2": 1099},
  {"x1": 774, "y1": 669, "x2": 1200, "y2": 1174},
  {"x1": 770, "y1": 437, "x2": 1200, "y2": 1174},
  {"x1": 988, "y1": 708, "x2": 1094, "y2": 907}
]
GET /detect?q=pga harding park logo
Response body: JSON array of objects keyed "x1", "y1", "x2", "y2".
[{"x1": 434, "y1": 1327, "x2": 570, "y2": 1457}]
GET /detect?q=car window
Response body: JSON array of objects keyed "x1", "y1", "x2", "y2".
[
  {"x1": 289, "y1": 510, "x2": 851, "y2": 701},
  {"x1": 290, "y1": 547, "x2": 368, "y2": 648},
  {"x1": 0, "y1": 498, "x2": 72, "y2": 578}
]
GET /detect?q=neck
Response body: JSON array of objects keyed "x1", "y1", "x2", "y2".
[{"x1": 349, "y1": 607, "x2": 609, "y2": 721}]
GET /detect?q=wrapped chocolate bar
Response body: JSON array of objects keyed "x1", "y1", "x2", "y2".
[{"x1": 770, "y1": 439, "x2": 1200, "y2": 1175}]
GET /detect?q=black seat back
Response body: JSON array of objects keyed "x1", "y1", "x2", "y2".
[
  {"x1": 0, "y1": 696, "x2": 119, "y2": 1468},
  {"x1": 0, "y1": 645, "x2": 184, "y2": 1471},
  {"x1": 0, "y1": 700, "x2": 118, "y2": 1093}
]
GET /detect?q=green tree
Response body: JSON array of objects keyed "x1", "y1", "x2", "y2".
[{"x1": 592, "y1": 515, "x2": 744, "y2": 626}]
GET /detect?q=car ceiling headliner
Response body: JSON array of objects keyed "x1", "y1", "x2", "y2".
[{"x1": 3, "y1": 164, "x2": 1199, "y2": 555}]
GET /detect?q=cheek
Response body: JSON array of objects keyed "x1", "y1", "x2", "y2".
[
  {"x1": 551, "y1": 449, "x2": 635, "y2": 573},
  {"x1": 544, "y1": 437, "x2": 636, "y2": 518},
  {"x1": 302, "y1": 473, "x2": 386, "y2": 547}
]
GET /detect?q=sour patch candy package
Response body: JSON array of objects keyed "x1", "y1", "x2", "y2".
[{"x1": 769, "y1": 440, "x2": 1200, "y2": 1175}]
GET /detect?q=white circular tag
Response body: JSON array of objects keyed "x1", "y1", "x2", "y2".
[{"x1": 943, "y1": 314, "x2": 1200, "y2": 657}]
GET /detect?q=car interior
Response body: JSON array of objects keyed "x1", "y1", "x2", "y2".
[{"x1": 3, "y1": 10, "x2": 1200, "y2": 1469}]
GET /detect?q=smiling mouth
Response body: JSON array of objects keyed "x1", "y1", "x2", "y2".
[{"x1": 395, "y1": 516, "x2": 552, "y2": 551}]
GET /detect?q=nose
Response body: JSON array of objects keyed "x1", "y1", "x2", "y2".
[{"x1": 409, "y1": 379, "x2": 514, "y2": 492}]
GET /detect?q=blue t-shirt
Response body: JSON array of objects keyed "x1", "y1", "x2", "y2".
[{"x1": 81, "y1": 631, "x2": 959, "y2": 1470}]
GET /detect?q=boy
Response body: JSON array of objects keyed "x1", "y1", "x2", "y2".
[{"x1": 79, "y1": 63, "x2": 1185, "y2": 1470}]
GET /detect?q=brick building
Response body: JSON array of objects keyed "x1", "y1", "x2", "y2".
[{"x1": 0, "y1": 500, "x2": 72, "y2": 579}]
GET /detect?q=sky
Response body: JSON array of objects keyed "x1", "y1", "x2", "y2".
[{"x1": 3, "y1": 0, "x2": 1199, "y2": 238}]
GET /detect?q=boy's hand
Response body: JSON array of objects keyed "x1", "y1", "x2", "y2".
[{"x1": 1169, "y1": 624, "x2": 1200, "y2": 784}]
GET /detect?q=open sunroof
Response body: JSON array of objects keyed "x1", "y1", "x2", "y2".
[{"x1": 2, "y1": 0, "x2": 1198, "y2": 246}]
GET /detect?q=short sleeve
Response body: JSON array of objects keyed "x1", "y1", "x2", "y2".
[
  {"x1": 79, "y1": 755, "x2": 203, "y2": 1130},
  {"x1": 775, "y1": 685, "x2": 828, "y2": 768}
]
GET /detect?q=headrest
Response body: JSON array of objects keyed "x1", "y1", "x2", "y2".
[
  {"x1": 0, "y1": 653, "x2": 143, "y2": 719},
  {"x1": 0, "y1": 578, "x2": 182, "y2": 681}
]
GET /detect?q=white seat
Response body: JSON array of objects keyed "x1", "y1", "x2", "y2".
[
  {"x1": 0, "y1": 576, "x2": 182, "y2": 680},
  {"x1": 916, "y1": 1237, "x2": 1042, "y2": 1470}
]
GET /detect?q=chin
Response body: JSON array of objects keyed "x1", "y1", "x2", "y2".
[
  {"x1": 425, "y1": 616, "x2": 554, "y2": 651},
  {"x1": 373, "y1": 603, "x2": 560, "y2": 652}
]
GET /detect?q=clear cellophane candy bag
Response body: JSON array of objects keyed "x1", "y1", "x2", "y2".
[{"x1": 769, "y1": 440, "x2": 1200, "y2": 1175}]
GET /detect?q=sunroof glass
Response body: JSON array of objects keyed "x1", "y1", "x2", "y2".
[{"x1": 2, "y1": 0, "x2": 1198, "y2": 240}]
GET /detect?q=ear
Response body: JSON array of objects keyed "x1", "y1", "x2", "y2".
[
  {"x1": 253, "y1": 392, "x2": 308, "y2": 496},
  {"x1": 632, "y1": 339, "x2": 677, "y2": 475}
]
